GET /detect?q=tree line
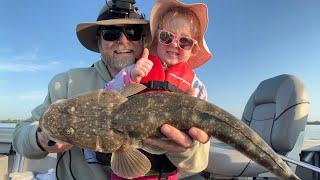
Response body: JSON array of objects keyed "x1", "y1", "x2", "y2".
[{"x1": 0, "y1": 119, "x2": 20, "y2": 123}]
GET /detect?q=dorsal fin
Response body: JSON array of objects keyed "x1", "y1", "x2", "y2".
[{"x1": 119, "y1": 83, "x2": 147, "y2": 97}]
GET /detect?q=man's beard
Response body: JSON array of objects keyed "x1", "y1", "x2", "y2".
[{"x1": 102, "y1": 54, "x2": 135, "y2": 74}]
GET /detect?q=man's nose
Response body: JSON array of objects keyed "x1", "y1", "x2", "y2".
[{"x1": 118, "y1": 32, "x2": 130, "y2": 44}]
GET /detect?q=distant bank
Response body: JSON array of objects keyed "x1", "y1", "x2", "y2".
[
  {"x1": 306, "y1": 121, "x2": 320, "y2": 125},
  {"x1": 0, "y1": 119, "x2": 20, "y2": 123}
]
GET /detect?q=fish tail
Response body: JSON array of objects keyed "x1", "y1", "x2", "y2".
[{"x1": 196, "y1": 107, "x2": 299, "y2": 180}]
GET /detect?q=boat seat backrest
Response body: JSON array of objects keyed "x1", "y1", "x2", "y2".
[
  {"x1": 242, "y1": 74, "x2": 309, "y2": 154},
  {"x1": 204, "y1": 74, "x2": 309, "y2": 177}
]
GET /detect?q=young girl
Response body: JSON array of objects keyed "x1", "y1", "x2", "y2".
[
  {"x1": 88, "y1": 0, "x2": 212, "y2": 179},
  {"x1": 106, "y1": 1, "x2": 212, "y2": 100}
]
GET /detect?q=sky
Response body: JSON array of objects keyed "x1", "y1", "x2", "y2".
[{"x1": 0, "y1": 0, "x2": 319, "y2": 121}]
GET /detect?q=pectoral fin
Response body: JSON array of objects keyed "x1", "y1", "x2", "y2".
[
  {"x1": 111, "y1": 148, "x2": 151, "y2": 179},
  {"x1": 119, "y1": 83, "x2": 147, "y2": 97},
  {"x1": 142, "y1": 144, "x2": 166, "y2": 155}
]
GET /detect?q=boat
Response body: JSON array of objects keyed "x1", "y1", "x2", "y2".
[{"x1": 0, "y1": 74, "x2": 320, "y2": 180}]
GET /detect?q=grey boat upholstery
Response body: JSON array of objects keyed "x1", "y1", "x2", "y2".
[{"x1": 205, "y1": 74, "x2": 309, "y2": 177}]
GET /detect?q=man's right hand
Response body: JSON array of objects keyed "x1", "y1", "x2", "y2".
[
  {"x1": 37, "y1": 128, "x2": 72, "y2": 153},
  {"x1": 131, "y1": 48, "x2": 153, "y2": 82}
]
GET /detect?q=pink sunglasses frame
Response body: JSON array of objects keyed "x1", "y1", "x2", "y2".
[{"x1": 158, "y1": 29, "x2": 198, "y2": 51}]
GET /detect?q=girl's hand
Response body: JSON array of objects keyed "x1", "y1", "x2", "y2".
[{"x1": 131, "y1": 48, "x2": 153, "y2": 82}]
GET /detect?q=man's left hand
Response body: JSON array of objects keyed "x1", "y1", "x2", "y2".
[{"x1": 144, "y1": 124, "x2": 209, "y2": 154}]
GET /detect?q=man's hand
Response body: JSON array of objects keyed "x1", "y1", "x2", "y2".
[
  {"x1": 131, "y1": 48, "x2": 153, "y2": 82},
  {"x1": 37, "y1": 128, "x2": 72, "y2": 153},
  {"x1": 144, "y1": 124, "x2": 209, "y2": 154}
]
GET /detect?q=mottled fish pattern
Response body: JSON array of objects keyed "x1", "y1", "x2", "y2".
[{"x1": 40, "y1": 88, "x2": 300, "y2": 180}]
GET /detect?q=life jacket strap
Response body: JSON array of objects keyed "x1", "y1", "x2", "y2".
[{"x1": 143, "y1": 81, "x2": 183, "y2": 93}]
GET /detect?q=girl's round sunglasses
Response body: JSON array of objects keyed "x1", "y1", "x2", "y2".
[
  {"x1": 158, "y1": 30, "x2": 197, "y2": 51},
  {"x1": 99, "y1": 25, "x2": 144, "y2": 41}
]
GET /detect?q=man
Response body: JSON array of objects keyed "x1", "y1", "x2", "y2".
[{"x1": 13, "y1": 1, "x2": 210, "y2": 179}]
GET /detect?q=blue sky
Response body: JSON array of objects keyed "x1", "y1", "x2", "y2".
[{"x1": 0, "y1": 0, "x2": 319, "y2": 121}]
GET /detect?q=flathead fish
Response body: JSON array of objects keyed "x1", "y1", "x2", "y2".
[{"x1": 40, "y1": 84, "x2": 300, "y2": 180}]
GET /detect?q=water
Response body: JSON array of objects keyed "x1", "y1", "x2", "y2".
[
  {"x1": 304, "y1": 125, "x2": 320, "y2": 140},
  {"x1": 0, "y1": 123, "x2": 319, "y2": 140},
  {"x1": 0, "y1": 123, "x2": 16, "y2": 128}
]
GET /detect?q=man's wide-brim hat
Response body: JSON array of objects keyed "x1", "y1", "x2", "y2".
[
  {"x1": 76, "y1": 1, "x2": 149, "y2": 53},
  {"x1": 150, "y1": 0, "x2": 212, "y2": 69}
]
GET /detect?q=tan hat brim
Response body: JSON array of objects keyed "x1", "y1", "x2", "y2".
[{"x1": 76, "y1": 19, "x2": 149, "y2": 52}]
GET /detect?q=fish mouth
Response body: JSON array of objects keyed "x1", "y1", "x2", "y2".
[{"x1": 114, "y1": 49, "x2": 134, "y2": 54}]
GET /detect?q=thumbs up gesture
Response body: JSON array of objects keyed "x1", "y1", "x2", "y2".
[{"x1": 130, "y1": 48, "x2": 153, "y2": 82}]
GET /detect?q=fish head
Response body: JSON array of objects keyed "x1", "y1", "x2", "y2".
[{"x1": 39, "y1": 89, "x2": 129, "y2": 152}]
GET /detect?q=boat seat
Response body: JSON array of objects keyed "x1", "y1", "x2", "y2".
[{"x1": 205, "y1": 74, "x2": 309, "y2": 178}]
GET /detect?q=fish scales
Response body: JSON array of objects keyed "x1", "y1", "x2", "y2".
[{"x1": 40, "y1": 89, "x2": 300, "y2": 180}]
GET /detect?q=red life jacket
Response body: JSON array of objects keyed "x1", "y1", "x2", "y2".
[{"x1": 139, "y1": 55, "x2": 195, "y2": 93}]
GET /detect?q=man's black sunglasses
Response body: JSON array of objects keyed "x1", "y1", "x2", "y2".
[{"x1": 98, "y1": 25, "x2": 144, "y2": 41}]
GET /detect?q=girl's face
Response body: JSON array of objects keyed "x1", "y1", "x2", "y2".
[{"x1": 156, "y1": 16, "x2": 196, "y2": 67}]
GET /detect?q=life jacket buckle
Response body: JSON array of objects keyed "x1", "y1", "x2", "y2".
[{"x1": 146, "y1": 81, "x2": 169, "y2": 90}]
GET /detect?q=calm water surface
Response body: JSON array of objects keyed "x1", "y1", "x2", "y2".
[{"x1": 304, "y1": 125, "x2": 320, "y2": 140}]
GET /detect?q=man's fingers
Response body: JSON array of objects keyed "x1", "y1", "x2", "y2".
[
  {"x1": 144, "y1": 138, "x2": 186, "y2": 153},
  {"x1": 37, "y1": 130, "x2": 72, "y2": 153},
  {"x1": 47, "y1": 143, "x2": 72, "y2": 153},
  {"x1": 188, "y1": 127, "x2": 210, "y2": 144},
  {"x1": 144, "y1": 125, "x2": 209, "y2": 154},
  {"x1": 161, "y1": 124, "x2": 193, "y2": 148},
  {"x1": 141, "y1": 48, "x2": 149, "y2": 59}
]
